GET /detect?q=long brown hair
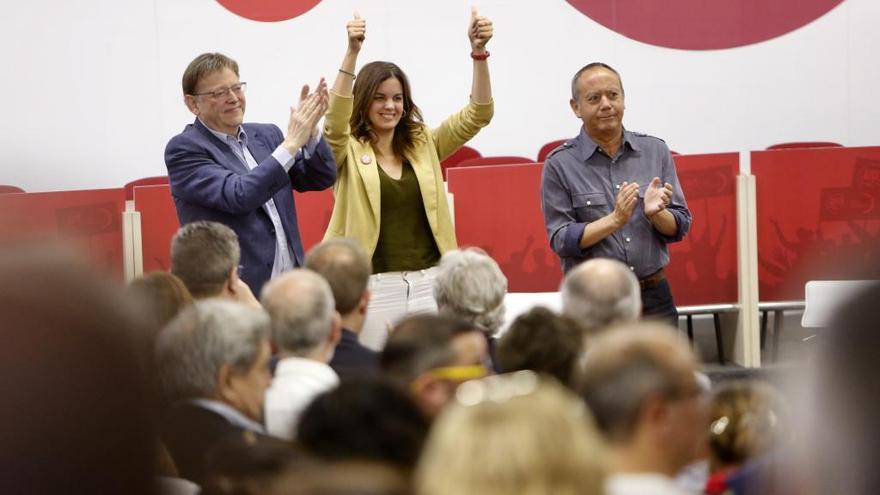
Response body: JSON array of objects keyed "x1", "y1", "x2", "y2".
[{"x1": 351, "y1": 61, "x2": 424, "y2": 158}]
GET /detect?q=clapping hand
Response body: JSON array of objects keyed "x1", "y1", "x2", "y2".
[
  {"x1": 284, "y1": 78, "x2": 328, "y2": 154},
  {"x1": 644, "y1": 177, "x2": 673, "y2": 217},
  {"x1": 469, "y1": 7, "x2": 493, "y2": 52}
]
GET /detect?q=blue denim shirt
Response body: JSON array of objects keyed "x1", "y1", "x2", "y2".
[{"x1": 540, "y1": 128, "x2": 691, "y2": 277}]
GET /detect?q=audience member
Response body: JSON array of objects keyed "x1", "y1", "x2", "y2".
[
  {"x1": 200, "y1": 431, "x2": 301, "y2": 495},
  {"x1": 170, "y1": 221, "x2": 260, "y2": 307},
  {"x1": 0, "y1": 244, "x2": 155, "y2": 494},
  {"x1": 793, "y1": 282, "x2": 880, "y2": 495},
  {"x1": 704, "y1": 380, "x2": 788, "y2": 495},
  {"x1": 261, "y1": 269, "x2": 342, "y2": 439},
  {"x1": 579, "y1": 322, "x2": 706, "y2": 495},
  {"x1": 561, "y1": 257, "x2": 642, "y2": 335},
  {"x1": 496, "y1": 306, "x2": 586, "y2": 388},
  {"x1": 381, "y1": 314, "x2": 489, "y2": 418},
  {"x1": 297, "y1": 378, "x2": 430, "y2": 472},
  {"x1": 434, "y1": 247, "x2": 508, "y2": 336},
  {"x1": 156, "y1": 300, "x2": 272, "y2": 484},
  {"x1": 128, "y1": 271, "x2": 195, "y2": 330},
  {"x1": 305, "y1": 238, "x2": 379, "y2": 380},
  {"x1": 415, "y1": 371, "x2": 607, "y2": 495},
  {"x1": 285, "y1": 460, "x2": 412, "y2": 495}
]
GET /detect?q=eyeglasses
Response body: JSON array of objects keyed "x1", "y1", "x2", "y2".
[{"x1": 193, "y1": 82, "x2": 247, "y2": 100}]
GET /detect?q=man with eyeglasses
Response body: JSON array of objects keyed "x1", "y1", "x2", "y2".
[{"x1": 165, "y1": 52, "x2": 336, "y2": 295}]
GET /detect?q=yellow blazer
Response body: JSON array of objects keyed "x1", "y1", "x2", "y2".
[{"x1": 322, "y1": 91, "x2": 494, "y2": 260}]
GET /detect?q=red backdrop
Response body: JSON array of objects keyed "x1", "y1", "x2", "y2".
[
  {"x1": 0, "y1": 188, "x2": 126, "y2": 278},
  {"x1": 753, "y1": 146, "x2": 880, "y2": 301}
]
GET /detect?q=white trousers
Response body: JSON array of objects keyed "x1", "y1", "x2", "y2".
[{"x1": 359, "y1": 267, "x2": 439, "y2": 351}]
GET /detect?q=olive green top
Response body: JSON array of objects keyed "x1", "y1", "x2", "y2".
[{"x1": 372, "y1": 162, "x2": 441, "y2": 273}]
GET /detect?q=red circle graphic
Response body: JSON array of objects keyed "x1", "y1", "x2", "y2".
[
  {"x1": 566, "y1": 0, "x2": 845, "y2": 50},
  {"x1": 216, "y1": 0, "x2": 322, "y2": 22}
]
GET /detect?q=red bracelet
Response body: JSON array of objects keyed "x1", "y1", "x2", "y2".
[{"x1": 470, "y1": 50, "x2": 490, "y2": 60}]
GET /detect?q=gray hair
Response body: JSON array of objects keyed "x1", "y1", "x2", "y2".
[
  {"x1": 261, "y1": 269, "x2": 336, "y2": 356},
  {"x1": 155, "y1": 299, "x2": 269, "y2": 401},
  {"x1": 433, "y1": 248, "x2": 508, "y2": 335},
  {"x1": 171, "y1": 221, "x2": 240, "y2": 298},
  {"x1": 579, "y1": 322, "x2": 697, "y2": 442},
  {"x1": 561, "y1": 258, "x2": 641, "y2": 334},
  {"x1": 571, "y1": 62, "x2": 624, "y2": 100}
]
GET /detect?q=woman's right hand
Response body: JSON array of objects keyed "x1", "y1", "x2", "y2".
[{"x1": 347, "y1": 13, "x2": 366, "y2": 53}]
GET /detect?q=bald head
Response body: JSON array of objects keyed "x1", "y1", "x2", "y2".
[
  {"x1": 561, "y1": 258, "x2": 641, "y2": 334},
  {"x1": 261, "y1": 269, "x2": 336, "y2": 356}
]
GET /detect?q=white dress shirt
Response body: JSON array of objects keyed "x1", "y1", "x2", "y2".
[{"x1": 264, "y1": 357, "x2": 339, "y2": 440}]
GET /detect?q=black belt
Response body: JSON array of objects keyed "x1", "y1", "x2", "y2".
[{"x1": 639, "y1": 268, "x2": 666, "y2": 290}]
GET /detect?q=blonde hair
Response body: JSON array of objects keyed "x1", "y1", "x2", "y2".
[
  {"x1": 415, "y1": 373, "x2": 606, "y2": 495},
  {"x1": 708, "y1": 380, "x2": 787, "y2": 472}
]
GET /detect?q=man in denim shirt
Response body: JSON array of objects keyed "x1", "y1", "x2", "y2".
[{"x1": 541, "y1": 63, "x2": 691, "y2": 322}]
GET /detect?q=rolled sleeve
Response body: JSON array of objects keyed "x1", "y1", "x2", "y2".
[{"x1": 541, "y1": 158, "x2": 585, "y2": 259}]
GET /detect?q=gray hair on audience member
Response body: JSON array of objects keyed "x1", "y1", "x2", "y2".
[
  {"x1": 434, "y1": 248, "x2": 508, "y2": 335},
  {"x1": 261, "y1": 269, "x2": 336, "y2": 356},
  {"x1": 155, "y1": 299, "x2": 269, "y2": 401},
  {"x1": 561, "y1": 258, "x2": 641, "y2": 334}
]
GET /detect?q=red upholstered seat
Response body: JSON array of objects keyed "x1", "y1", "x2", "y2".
[
  {"x1": 0, "y1": 185, "x2": 25, "y2": 194},
  {"x1": 536, "y1": 139, "x2": 567, "y2": 162},
  {"x1": 457, "y1": 156, "x2": 535, "y2": 167},
  {"x1": 766, "y1": 142, "x2": 843, "y2": 150},
  {"x1": 440, "y1": 146, "x2": 482, "y2": 180}
]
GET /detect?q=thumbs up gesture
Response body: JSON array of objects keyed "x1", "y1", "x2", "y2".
[
  {"x1": 347, "y1": 12, "x2": 366, "y2": 53},
  {"x1": 468, "y1": 7, "x2": 493, "y2": 51}
]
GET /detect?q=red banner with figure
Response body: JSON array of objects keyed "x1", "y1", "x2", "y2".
[{"x1": 753, "y1": 147, "x2": 880, "y2": 301}]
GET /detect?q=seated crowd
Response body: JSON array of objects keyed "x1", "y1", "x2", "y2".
[{"x1": 3, "y1": 222, "x2": 873, "y2": 495}]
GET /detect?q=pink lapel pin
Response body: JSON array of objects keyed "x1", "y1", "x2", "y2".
[{"x1": 360, "y1": 154, "x2": 371, "y2": 165}]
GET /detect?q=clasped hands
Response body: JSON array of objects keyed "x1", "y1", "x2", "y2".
[{"x1": 612, "y1": 177, "x2": 673, "y2": 225}]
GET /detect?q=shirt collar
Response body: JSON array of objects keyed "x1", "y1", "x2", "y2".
[
  {"x1": 188, "y1": 398, "x2": 265, "y2": 433},
  {"x1": 198, "y1": 117, "x2": 247, "y2": 146},
  {"x1": 576, "y1": 127, "x2": 640, "y2": 162}
]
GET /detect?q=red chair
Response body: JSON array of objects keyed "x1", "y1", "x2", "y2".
[
  {"x1": 457, "y1": 156, "x2": 535, "y2": 167},
  {"x1": 440, "y1": 146, "x2": 482, "y2": 180},
  {"x1": 0, "y1": 185, "x2": 25, "y2": 194},
  {"x1": 124, "y1": 176, "x2": 169, "y2": 201},
  {"x1": 766, "y1": 142, "x2": 843, "y2": 150},
  {"x1": 536, "y1": 139, "x2": 567, "y2": 162}
]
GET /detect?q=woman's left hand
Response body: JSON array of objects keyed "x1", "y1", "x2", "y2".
[{"x1": 468, "y1": 7, "x2": 493, "y2": 52}]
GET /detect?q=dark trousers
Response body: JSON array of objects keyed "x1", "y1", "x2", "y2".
[{"x1": 641, "y1": 278, "x2": 679, "y2": 328}]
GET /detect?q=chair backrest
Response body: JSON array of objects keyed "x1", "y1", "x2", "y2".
[
  {"x1": 124, "y1": 176, "x2": 169, "y2": 201},
  {"x1": 766, "y1": 142, "x2": 843, "y2": 150},
  {"x1": 0, "y1": 185, "x2": 25, "y2": 194},
  {"x1": 457, "y1": 156, "x2": 535, "y2": 167},
  {"x1": 440, "y1": 146, "x2": 482, "y2": 180},
  {"x1": 536, "y1": 139, "x2": 568, "y2": 162}
]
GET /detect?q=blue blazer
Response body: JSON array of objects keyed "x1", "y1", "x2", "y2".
[{"x1": 164, "y1": 118, "x2": 336, "y2": 295}]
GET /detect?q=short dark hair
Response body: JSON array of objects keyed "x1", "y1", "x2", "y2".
[
  {"x1": 297, "y1": 378, "x2": 429, "y2": 470},
  {"x1": 571, "y1": 62, "x2": 624, "y2": 100},
  {"x1": 171, "y1": 221, "x2": 240, "y2": 298},
  {"x1": 351, "y1": 61, "x2": 424, "y2": 159},
  {"x1": 497, "y1": 307, "x2": 585, "y2": 387},
  {"x1": 380, "y1": 314, "x2": 470, "y2": 385},
  {"x1": 305, "y1": 238, "x2": 371, "y2": 315},
  {"x1": 182, "y1": 52, "x2": 239, "y2": 96}
]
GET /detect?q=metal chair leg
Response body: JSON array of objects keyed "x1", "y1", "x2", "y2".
[
  {"x1": 686, "y1": 315, "x2": 694, "y2": 342},
  {"x1": 772, "y1": 310, "x2": 783, "y2": 362},
  {"x1": 714, "y1": 313, "x2": 725, "y2": 364},
  {"x1": 760, "y1": 310, "x2": 768, "y2": 349}
]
